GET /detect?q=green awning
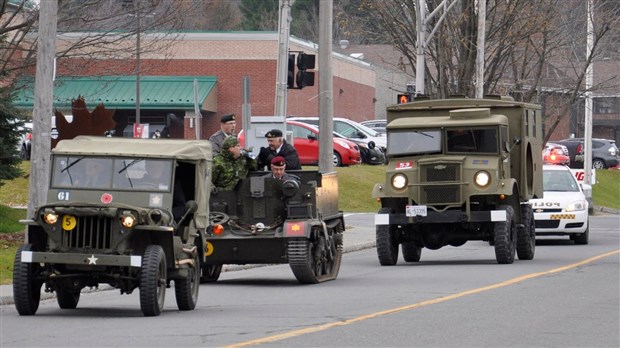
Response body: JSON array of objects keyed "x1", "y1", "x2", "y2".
[{"x1": 13, "y1": 76, "x2": 218, "y2": 111}]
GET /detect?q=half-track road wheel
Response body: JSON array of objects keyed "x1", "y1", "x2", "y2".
[
  {"x1": 376, "y1": 207, "x2": 399, "y2": 266},
  {"x1": 200, "y1": 264, "x2": 223, "y2": 283},
  {"x1": 288, "y1": 226, "x2": 343, "y2": 284},
  {"x1": 175, "y1": 248, "x2": 200, "y2": 311},
  {"x1": 13, "y1": 244, "x2": 42, "y2": 316},
  {"x1": 140, "y1": 245, "x2": 167, "y2": 316},
  {"x1": 516, "y1": 204, "x2": 535, "y2": 260},
  {"x1": 56, "y1": 290, "x2": 80, "y2": 309},
  {"x1": 494, "y1": 206, "x2": 516, "y2": 264}
]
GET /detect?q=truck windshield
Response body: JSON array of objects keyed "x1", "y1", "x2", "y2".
[
  {"x1": 52, "y1": 156, "x2": 172, "y2": 192},
  {"x1": 446, "y1": 127, "x2": 499, "y2": 154},
  {"x1": 388, "y1": 130, "x2": 441, "y2": 156}
]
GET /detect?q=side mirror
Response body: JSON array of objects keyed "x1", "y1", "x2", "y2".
[
  {"x1": 307, "y1": 134, "x2": 317, "y2": 141},
  {"x1": 185, "y1": 200, "x2": 198, "y2": 214}
]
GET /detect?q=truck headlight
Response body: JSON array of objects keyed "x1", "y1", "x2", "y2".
[
  {"x1": 566, "y1": 200, "x2": 586, "y2": 212},
  {"x1": 474, "y1": 170, "x2": 491, "y2": 188},
  {"x1": 43, "y1": 211, "x2": 58, "y2": 225},
  {"x1": 120, "y1": 212, "x2": 137, "y2": 228},
  {"x1": 391, "y1": 173, "x2": 408, "y2": 190}
]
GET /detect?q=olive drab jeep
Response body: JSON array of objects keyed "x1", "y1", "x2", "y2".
[
  {"x1": 372, "y1": 96, "x2": 543, "y2": 265},
  {"x1": 203, "y1": 170, "x2": 344, "y2": 284},
  {"x1": 14, "y1": 136, "x2": 212, "y2": 316}
]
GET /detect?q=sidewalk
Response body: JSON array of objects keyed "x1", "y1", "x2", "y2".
[{"x1": 0, "y1": 218, "x2": 377, "y2": 306}]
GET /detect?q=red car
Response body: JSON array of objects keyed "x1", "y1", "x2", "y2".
[{"x1": 239, "y1": 121, "x2": 361, "y2": 167}]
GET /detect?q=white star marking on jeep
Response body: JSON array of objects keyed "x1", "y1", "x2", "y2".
[{"x1": 87, "y1": 255, "x2": 98, "y2": 265}]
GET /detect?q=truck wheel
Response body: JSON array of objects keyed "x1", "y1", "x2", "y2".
[
  {"x1": 56, "y1": 290, "x2": 80, "y2": 309},
  {"x1": 175, "y1": 250, "x2": 200, "y2": 311},
  {"x1": 376, "y1": 207, "x2": 399, "y2": 266},
  {"x1": 516, "y1": 205, "x2": 535, "y2": 260},
  {"x1": 140, "y1": 245, "x2": 167, "y2": 317},
  {"x1": 401, "y1": 241, "x2": 422, "y2": 262},
  {"x1": 288, "y1": 227, "x2": 343, "y2": 284},
  {"x1": 493, "y1": 206, "x2": 516, "y2": 264},
  {"x1": 200, "y1": 264, "x2": 223, "y2": 283},
  {"x1": 13, "y1": 244, "x2": 42, "y2": 316},
  {"x1": 571, "y1": 221, "x2": 589, "y2": 245}
]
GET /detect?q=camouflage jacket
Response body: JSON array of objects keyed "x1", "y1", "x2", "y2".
[{"x1": 212, "y1": 151, "x2": 257, "y2": 190}]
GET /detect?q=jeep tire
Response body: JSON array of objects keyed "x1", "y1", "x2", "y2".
[{"x1": 140, "y1": 245, "x2": 167, "y2": 316}]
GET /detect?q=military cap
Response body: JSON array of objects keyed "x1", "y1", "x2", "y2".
[
  {"x1": 221, "y1": 136, "x2": 239, "y2": 150},
  {"x1": 271, "y1": 156, "x2": 286, "y2": 167},
  {"x1": 265, "y1": 129, "x2": 283, "y2": 138},
  {"x1": 221, "y1": 113, "x2": 236, "y2": 123}
]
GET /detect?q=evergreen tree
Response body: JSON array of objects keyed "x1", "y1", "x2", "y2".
[{"x1": 0, "y1": 89, "x2": 24, "y2": 187}]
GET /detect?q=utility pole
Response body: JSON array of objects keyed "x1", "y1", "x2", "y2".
[
  {"x1": 274, "y1": 0, "x2": 293, "y2": 117},
  {"x1": 414, "y1": 0, "x2": 459, "y2": 95},
  {"x1": 135, "y1": 0, "x2": 142, "y2": 130},
  {"x1": 475, "y1": 0, "x2": 486, "y2": 98},
  {"x1": 27, "y1": 0, "x2": 58, "y2": 233},
  {"x1": 318, "y1": 0, "x2": 334, "y2": 171},
  {"x1": 584, "y1": 0, "x2": 594, "y2": 184}
]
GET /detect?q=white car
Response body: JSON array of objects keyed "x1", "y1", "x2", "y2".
[{"x1": 529, "y1": 164, "x2": 589, "y2": 244}]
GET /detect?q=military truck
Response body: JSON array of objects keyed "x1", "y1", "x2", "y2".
[
  {"x1": 372, "y1": 96, "x2": 543, "y2": 265},
  {"x1": 203, "y1": 170, "x2": 344, "y2": 284},
  {"x1": 14, "y1": 136, "x2": 211, "y2": 316}
]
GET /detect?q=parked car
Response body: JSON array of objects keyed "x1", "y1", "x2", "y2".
[
  {"x1": 238, "y1": 121, "x2": 362, "y2": 167},
  {"x1": 542, "y1": 142, "x2": 570, "y2": 165},
  {"x1": 288, "y1": 116, "x2": 387, "y2": 151},
  {"x1": 18, "y1": 121, "x2": 33, "y2": 160},
  {"x1": 334, "y1": 134, "x2": 385, "y2": 165},
  {"x1": 554, "y1": 138, "x2": 619, "y2": 169},
  {"x1": 529, "y1": 164, "x2": 589, "y2": 244},
  {"x1": 360, "y1": 119, "x2": 386, "y2": 134}
]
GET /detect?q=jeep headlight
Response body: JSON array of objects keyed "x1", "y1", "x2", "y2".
[
  {"x1": 474, "y1": 170, "x2": 491, "y2": 188},
  {"x1": 391, "y1": 173, "x2": 408, "y2": 190},
  {"x1": 566, "y1": 200, "x2": 586, "y2": 212},
  {"x1": 120, "y1": 211, "x2": 137, "y2": 228},
  {"x1": 43, "y1": 211, "x2": 58, "y2": 225}
]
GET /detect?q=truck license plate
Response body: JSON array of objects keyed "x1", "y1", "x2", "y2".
[{"x1": 406, "y1": 205, "x2": 427, "y2": 217}]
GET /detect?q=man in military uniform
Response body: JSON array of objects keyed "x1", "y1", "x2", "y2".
[
  {"x1": 212, "y1": 136, "x2": 257, "y2": 191},
  {"x1": 257, "y1": 129, "x2": 301, "y2": 170},
  {"x1": 209, "y1": 113, "x2": 236, "y2": 154},
  {"x1": 263, "y1": 156, "x2": 300, "y2": 182}
]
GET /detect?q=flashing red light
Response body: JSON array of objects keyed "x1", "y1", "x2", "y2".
[{"x1": 213, "y1": 224, "x2": 224, "y2": 235}]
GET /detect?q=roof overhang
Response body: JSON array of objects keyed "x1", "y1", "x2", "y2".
[{"x1": 13, "y1": 76, "x2": 217, "y2": 112}]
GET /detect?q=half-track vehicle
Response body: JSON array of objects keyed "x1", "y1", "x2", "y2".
[
  {"x1": 372, "y1": 96, "x2": 543, "y2": 265},
  {"x1": 14, "y1": 136, "x2": 212, "y2": 316},
  {"x1": 203, "y1": 170, "x2": 344, "y2": 284}
]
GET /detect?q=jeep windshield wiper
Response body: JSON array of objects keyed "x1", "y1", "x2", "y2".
[
  {"x1": 118, "y1": 158, "x2": 143, "y2": 174},
  {"x1": 61, "y1": 156, "x2": 85, "y2": 173},
  {"x1": 415, "y1": 130, "x2": 433, "y2": 138}
]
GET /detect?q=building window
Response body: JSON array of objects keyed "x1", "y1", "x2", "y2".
[{"x1": 593, "y1": 97, "x2": 619, "y2": 114}]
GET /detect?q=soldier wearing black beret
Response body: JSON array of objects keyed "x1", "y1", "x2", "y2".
[
  {"x1": 209, "y1": 113, "x2": 237, "y2": 154},
  {"x1": 257, "y1": 128, "x2": 301, "y2": 171}
]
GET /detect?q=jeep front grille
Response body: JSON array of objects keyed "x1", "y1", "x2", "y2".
[
  {"x1": 61, "y1": 216, "x2": 113, "y2": 249},
  {"x1": 419, "y1": 163, "x2": 462, "y2": 205}
]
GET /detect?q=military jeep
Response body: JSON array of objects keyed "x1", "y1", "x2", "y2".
[
  {"x1": 373, "y1": 96, "x2": 543, "y2": 265},
  {"x1": 14, "y1": 136, "x2": 212, "y2": 316},
  {"x1": 203, "y1": 170, "x2": 344, "y2": 284}
]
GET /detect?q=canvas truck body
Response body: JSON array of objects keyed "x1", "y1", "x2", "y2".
[
  {"x1": 372, "y1": 97, "x2": 543, "y2": 265},
  {"x1": 15, "y1": 136, "x2": 212, "y2": 316}
]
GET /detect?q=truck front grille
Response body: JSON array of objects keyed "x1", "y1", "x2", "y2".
[
  {"x1": 61, "y1": 216, "x2": 113, "y2": 249},
  {"x1": 419, "y1": 163, "x2": 461, "y2": 205}
]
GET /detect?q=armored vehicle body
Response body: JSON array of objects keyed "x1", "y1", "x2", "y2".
[
  {"x1": 373, "y1": 97, "x2": 543, "y2": 264},
  {"x1": 14, "y1": 136, "x2": 212, "y2": 316},
  {"x1": 204, "y1": 170, "x2": 344, "y2": 284}
]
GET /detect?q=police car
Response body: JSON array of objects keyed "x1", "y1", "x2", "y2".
[{"x1": 529, "y1": 164, "x2": 589, "y2": 244}]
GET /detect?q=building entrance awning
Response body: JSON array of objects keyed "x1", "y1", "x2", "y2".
[{"x1": 13, "y1": 76, "x2": 218, "y2": 112}]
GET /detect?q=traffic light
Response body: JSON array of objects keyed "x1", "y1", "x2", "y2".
[
  {"x1": 287, "y1": 54, "x2": 295, "y2": 89},
  {"x1": 397, "y1": 94, "x2": 412, "y2": 104},
  {"x1": 295, "y1": 53, "x2": 315, "y2": 89}
]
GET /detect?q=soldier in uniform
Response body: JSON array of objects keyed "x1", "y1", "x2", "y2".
[
  {"x1": 257, "y1": 129, "x2": 301, "y2": 170},
  {"x1": 212, "y1": 136, "x2": 257, "y2": 191},
  {"x1": 263, "y1": 156, "x2": 300, "y2": 182},
  {"x1": 209, "y1": 113, "x2": 236, "y2": 154}
]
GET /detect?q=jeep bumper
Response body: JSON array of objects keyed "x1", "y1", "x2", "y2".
[{"x1": 20, "y1": 251, "x2": 142, "y2": 267}]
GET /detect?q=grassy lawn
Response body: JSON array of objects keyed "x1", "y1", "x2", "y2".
[{"x1": 0, "y1": 162, "x2": 617, "y2": 285}]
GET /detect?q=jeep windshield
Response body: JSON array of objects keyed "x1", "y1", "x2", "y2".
[
  {"x1": 52, "y1": 156, "x2": 172, "y2": 192},
  {"x1": 388, "y1": 130, "x2": 441, "y2": 156}
]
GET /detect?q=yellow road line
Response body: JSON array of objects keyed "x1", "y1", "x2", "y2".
[{"x1": 223, "y1": 249, "x2": 620, "y2": 348}]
